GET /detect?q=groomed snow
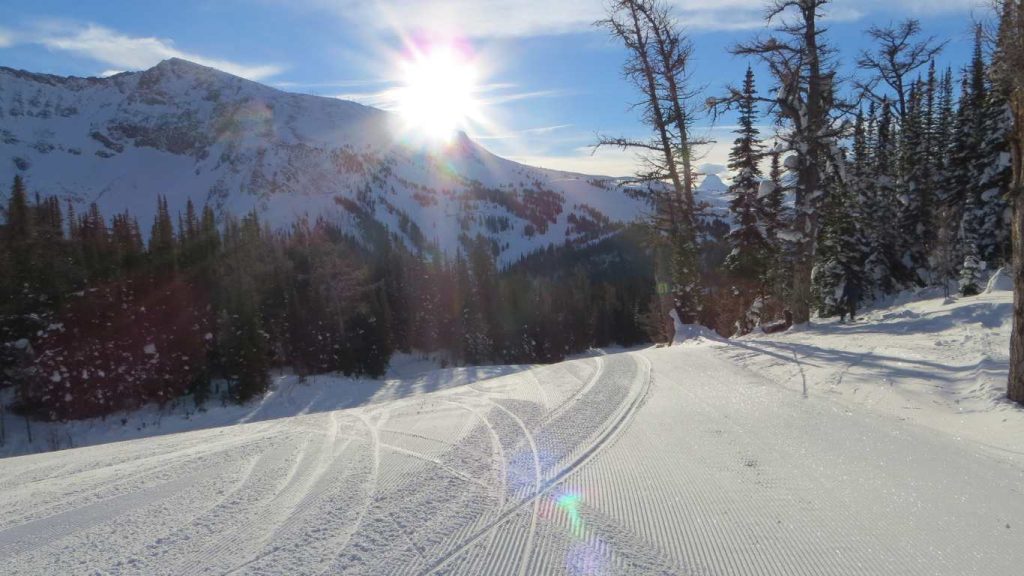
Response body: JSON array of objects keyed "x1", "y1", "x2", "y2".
[{"x1": 2, "y1": 292, "x2": 1023, "y2": 574}]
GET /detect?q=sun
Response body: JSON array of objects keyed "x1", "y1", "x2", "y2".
[{"x1": 396, "y1": 44, "x2": 481, "y2": 142}]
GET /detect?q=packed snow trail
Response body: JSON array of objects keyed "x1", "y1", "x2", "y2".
[{"x1": 1, "y1": 348, "x2": 1023, "y2": 575}]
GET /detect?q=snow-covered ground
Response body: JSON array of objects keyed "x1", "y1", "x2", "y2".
[
  {"x1": 718, "y1": 278, "x2": 1024, "y2": 466},
  {"x1": 0, "y1": 354, "x2": 530, "y2": 459},
  {"x1": 2, "y1": 290, "x2": 1023, "y2": 574}
]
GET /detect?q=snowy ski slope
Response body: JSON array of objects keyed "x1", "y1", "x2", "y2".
[{"x1": 3, "y1": 290, "x2": 1024, "y2": 574}]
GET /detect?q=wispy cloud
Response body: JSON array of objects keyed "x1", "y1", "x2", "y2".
[
  {"x1": 23, "y1": 23, "x2": 283, "y2": 80},
  {"x1": 333, "y1": 87, "x2": 403, "y2": 108},
  {"x1": 293, "y1": 0, "x2": 980, "y2": 39},
  {"x1": 508, "y1": 146, "x2": 644, "y2": 178},
  {"x1": 480, "y1": 89, "x2": 571, "y2": 106},
  {"x1": 0, "y1": 27, "x2": 13, "y2": 48},
  {"x1": 275, "y1": 78, "x2": 388, "y2": 90},
  {"x1": 500, "y1": 121, "x2": 778, "y2": 179},
  {"x1": 471, "y1": 124, "x2": 573, "y2": 141}
]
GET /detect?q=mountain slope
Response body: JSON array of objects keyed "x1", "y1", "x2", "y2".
[{"x1": 0, "y1": 58, "x2": 642, "y2": 263}]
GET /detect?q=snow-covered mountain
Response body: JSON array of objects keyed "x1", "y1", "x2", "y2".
[
  {"x1": 0, "y1": 58, "x2": 643, "y2": 263},
  {"x1": 695, "y1": 173, "x2": 730, "y2": 218}
]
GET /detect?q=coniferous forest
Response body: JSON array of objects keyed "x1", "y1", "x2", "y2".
[
  {"x1": 0, "y1": 178, "x2": 654, "y2": 421},
  {"x1": 594, "y1": 3, "x2": 1014, "y2": 345}
]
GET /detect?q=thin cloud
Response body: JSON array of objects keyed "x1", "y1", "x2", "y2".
[
  {"x1": 471, "y1": 124, "x2": 573, "y2": 140},
  {"x1": 480, "y1": 89, "x2": 571, "y2": 106},
  {"x1": 508, "y1": 146, "x2": 642, "y2": 178},
  {"x1": 294, "y1": 0, "x2": 980, "y2": 38},
  {"x1": 502, "y1": 121, "x2": 742, "y2": 179},
  {"x1": 26, "y1": 23, "x2": 283, "y2": 80},
  {"x1": 275, "y1": 78, "x2": 388, "y2": 89},
  {"x1": 0, "y1": 27, "x2": 13, "y2": 48},
  {"x1": 333, "y1": 88, "x2": 402, "y2": 108}
]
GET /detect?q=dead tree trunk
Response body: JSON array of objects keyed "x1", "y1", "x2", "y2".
[
  {"x1": 732, "y1": 1, "x2": 840, "y2": 325},
  {"x1": 784, "y1": 1, "x2": 826, "y2": 325},
  {"x1": 597, "y1": 0, "x2": 704, "y2": 326},
  {"x1": 1001, "y1": 1, "x2": 1024, "y2": 404},
  {"x1": 1009, "y1": 94, "x2": 1024, "y2": 403}
]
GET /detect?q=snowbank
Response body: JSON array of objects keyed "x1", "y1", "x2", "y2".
[
  {"x1": 713, "y1": 286, "x2": 1024, "y2": 463},
  {"x1": 670, "y1": 310, "x2": 723, "y2": 345}
]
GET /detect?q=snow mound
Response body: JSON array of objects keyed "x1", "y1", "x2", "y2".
[
  {"x1": 671, "y1": 310, "x2": 723, "y2": 345},
  {"x1": 985, "y1": 267, "x2": 1013, "y2": 293}
]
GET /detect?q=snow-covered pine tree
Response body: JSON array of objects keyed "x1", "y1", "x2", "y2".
[
  {"x1": 931, "y1": 67, "x2": 960, "y2": 287},
  {"x1": 725, "y1": 67, "x2": 771, "y2": 331},
  {"x1": 813, "y1": 153, "x2": 861, "y2": 317},
  {"x1": 960, "y1": 27, "x2": 1012, "y2": 268},
  {"x1": 765, "y1": 146, "x2": 787, "y2": 247},
  {"x1": 863, "y1": 99, "x2": 901, "y2": 295},
  {"x1": 759, "y1": 144, "x2": 791, "y2": 314},
  {"x1": 897, "y1": 80, "x2": 934, "y2": 285},
  {"x1": 959, "y1": 194, "x2": 984, "y2": 296}
]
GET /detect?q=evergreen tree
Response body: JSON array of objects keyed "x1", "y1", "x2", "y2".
[
  {"x1": 215, "y1": 212, "x2": 270, "y2": 401},
  {"x1": 863, "y1": 99, "x2": 901, "y2": 295},
  {"x1": 813, "y1": 162, "x2": 861, "y2": 316},
  {"x1": 932, "y1": 67, "x2": 960, "y2": 286},
  {"x1": 966, "y1": 26, "x2": 1012, "y2": 266},
  {"x1": 111, "y1": 212, "x2": 144, "y2": 271},
  {"x1": 896, "y1": 81, "x2": 931, "y2": 284},
  {"x1": 724, "y1": 67, "x2": 770, "y2": 331},
  {"x1": 148, "y1": 195, "x2": 176, "y2": 275},
  {"x1": 4, "y1": 176, "x2": 32, "y2": 286},
  {"x1": 959, "y1": 195, "x2": 984, "y2": 296}
]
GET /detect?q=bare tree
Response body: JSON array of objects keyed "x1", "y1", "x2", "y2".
[
  {"x1": 638, "y1": 0, "x2": 703, "y2": 218},
  {"x1": 996, "y1": 1, "x2": 1024, "y2": 403},
  {"x1": 729, "y1": 0, "x2": 846, "y2": 324},
  {"x1": 596, "y1": 0, "x2": 707, "y2": 325},
  {"x1": 856, "y1": 19, "x2": 947, "y2": 121}
]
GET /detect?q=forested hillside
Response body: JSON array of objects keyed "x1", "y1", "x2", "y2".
[{"x1": 0, "y1": 177, "x2": 654, "y2": 421}]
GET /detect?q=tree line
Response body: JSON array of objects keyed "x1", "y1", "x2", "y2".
[
  {"x1": 599, "y1": 1, "x2": 1024, "y2": 389},
  {"x1": 0, "y1": 178, "x2": 653, "y2": 423},
  {"x1": 600, "y1": 0, "x2": 1024, "y2": 403}
]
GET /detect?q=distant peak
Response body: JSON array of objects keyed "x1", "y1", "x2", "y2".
[
  {"x1": 698, "y1": 173, "x2": 727, "y2": 191},
  {"x1": 151, "y1": 58, "x2": 211, "y2": 73}
]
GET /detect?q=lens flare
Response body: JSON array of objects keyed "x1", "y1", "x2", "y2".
[
  {"x1": 396, "y1": 42, "x2": 480, "y2": 142},
  {"x1": 556, "y1": 491, "x2": 585, "y2": 538}
]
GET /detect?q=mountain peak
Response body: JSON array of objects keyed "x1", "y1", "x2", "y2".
[
  {"x1": 151, "y1": 57, "x2": 212, "y2": 73},
  {"x1": 0, "y1": 59, "x2": 645, "y2": 265},
  {"x1": 141, "y1": 58, "x2": 244, "y2": 87},
  {"x1": 698, "y1": 173, "x2": 727, "y2": 191}
]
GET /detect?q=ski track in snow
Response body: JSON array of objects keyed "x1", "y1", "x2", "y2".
[{"x1": 2, "y1": 338, "x2": 1024, "y2": 574}]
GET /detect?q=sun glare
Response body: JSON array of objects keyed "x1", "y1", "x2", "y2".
[{"x1": 396, "y1": 44, "x2": 481, "y2": 141}]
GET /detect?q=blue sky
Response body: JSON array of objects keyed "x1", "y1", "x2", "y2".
[{"x1": 0, "y1": 1, "x2": 992, "y2": 178}]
